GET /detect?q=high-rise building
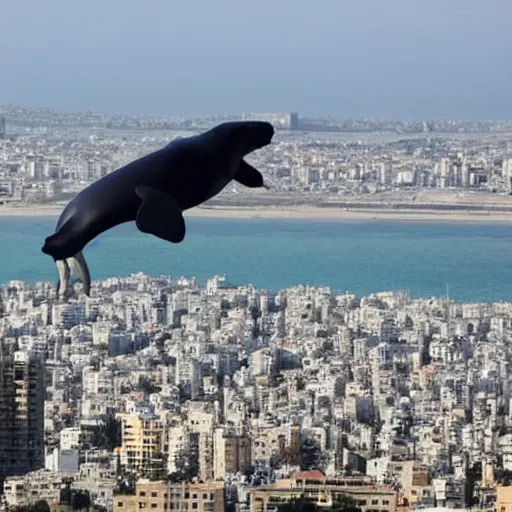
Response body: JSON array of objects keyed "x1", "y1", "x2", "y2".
[
  {"x1": 0, "y1": 344, "x2": 45, "y2": 482},
  {"x1": 0, "y1": 115, "x2": 6, "y2": 139},
  {"x1": 117, "y1": 410, "x2": 166, "y2": 477}
]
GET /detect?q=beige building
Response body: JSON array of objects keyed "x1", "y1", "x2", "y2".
[
  {"x1": 250, "y1": 470, "x2": 397, "y2": 512},
  {"x1": 213, "y1": 429, "x2": 252, "y2": 479},
  {"x1": 3, "y1": 470, "x2": 63, "y2": 508},
  {"x1": 117, "y1": 412, "x2": 166, "y2": 477},
  {"x1": 391, "y1": 460, "x2": 431, "y2": 506},
  {"x1": 496, "y1": 485, "x2": 512, "y2": 512},
  {"x1": 0, "y1": 345, "x2": 45, "y2": 481},
  {"x1": 187, "y1": 410, "x2": 215, "y2": 482},
  {"x1": 114, "y1": 479, "x2": 224, "y2": 512}
]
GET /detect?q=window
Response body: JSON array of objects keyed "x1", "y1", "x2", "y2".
[
  {"x1": 151, "y1": 504, "x2": 158, "y2": 509},
  {"x1": 192, "y1": 503, "x2": 198, "y2": 510},
  {"x1": 372, "y1": 499, "x2": 379, "y2": 505},
  {"x1": 383, "y1": 500, "x2": 390, "y2": 505},
  {"x1": 151, "y1": 492, "x2": 158, "y2": 498},
  {"x1": 117, "y1": 503, "x2": 124, "y2": 508},
  {"x1": 140, "y1": 491, "x2": 146, "y2": 497}
]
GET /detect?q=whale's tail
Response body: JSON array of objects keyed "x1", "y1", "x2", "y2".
[
  {"x1": 42, "y1": 218, "x2": 92, "y2": 298},
  {"x1": 53, "y1": 252, "x2": 91, "y2": 299},
  {"x1": 67, "y1": 251, "x2": 91, "y2": 297},
  {"x1": 43, "y1": 233, "x2": 92, "y2": 298}
]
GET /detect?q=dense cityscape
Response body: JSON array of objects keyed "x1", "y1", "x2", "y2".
[
  {"x1": 2, "y1": 107, "x2": 512, "y2": 212},
  {"x1": 1, "y1": 272, "x2": 512, "y2": 511},
  {"x1": 2, "y1": 106, "x2": 512, "y2": 512}
]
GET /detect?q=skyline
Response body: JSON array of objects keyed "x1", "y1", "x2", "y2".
[
  {"x1": 4, "y1": 102, "x2": 512, "y2": 124},
  {"x1": 1, "y1": 0, "x2": 511, "y2": 120}
]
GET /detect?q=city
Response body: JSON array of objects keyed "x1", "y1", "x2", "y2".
[
  {"x1": 3, "y1": 0, "x2": 512, "y2": 510},
  {"x1": 1, "y1": 268, "x2": 512, "y2": 511},
  {"x1": 2, "y1": 107, "x2": 512, "y2": 217},
  {"x1": 2, "y1": 107, "x2": 512, "y2": 512}
]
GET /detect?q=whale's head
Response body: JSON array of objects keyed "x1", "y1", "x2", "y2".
[{"x1": 211, "y1": 121, "x2": 275, "y2": 157}]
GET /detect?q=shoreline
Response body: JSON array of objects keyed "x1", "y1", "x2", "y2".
[{"x1": 1, "y1": 204, "x2": 512, "y2": 224}]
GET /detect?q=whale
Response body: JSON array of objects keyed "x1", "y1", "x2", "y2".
[{"x1": 41, "y1": 120, "x2": 275, "y2": 298}]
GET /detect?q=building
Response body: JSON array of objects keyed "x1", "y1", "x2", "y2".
[
  {"x1": 241, "y1": 112, "x2": 299, "y2": 130},
  {"x1": 225, "y1": 434, "x2": 252, "y2": 474},
  {"x1": 214, "y1": 430, "x2": 252, "y2": 478},
  {"x1": 3, "y1": 470, "x2": 64, "y2": 508},
  {"x1": 0, "y1": 115, "x2": 5, "y2": 139},
  {"x1": 496, "y1": 486, "x2": 512, "y2": 512},
  {"x1": 117, "y1": 410, "x2": 166, "y2": 477},
  {"x1": 0, "y1": 344, "x2": 45, "y2": 482},
  {"x1": 114, "y1": 479, "x2": 225, "y2": 512},
  {"x1": 250, "y1": 471, "x2": 398, "y2": 512}
]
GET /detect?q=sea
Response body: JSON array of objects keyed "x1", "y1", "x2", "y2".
[{"x1": 1, "y1": 215, "x2": 511, "y2": 304}]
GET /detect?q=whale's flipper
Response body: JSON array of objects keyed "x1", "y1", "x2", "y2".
[
  {"x1": 135, "y1": 185, "x2": 186, "y2": 243},
  {"x1": 234, "y1": 160, "x2": 269, "y2": 189}
]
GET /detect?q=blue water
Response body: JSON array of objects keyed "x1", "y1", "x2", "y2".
[{"x1": 0, "y1": 216, "x2": 511, "y2": 303}]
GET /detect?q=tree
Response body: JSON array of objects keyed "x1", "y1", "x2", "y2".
[
  {"x1": 168, "y1": 443, "x2": 199, "y2": 482},
  {"x1": 71, "y1": 490, "x2": 91, "y2": 511},
  {"x1": 300, "y1": 436, "x2": 327, "y2": 471},
  {"x1": 269, "y1": 452, "x2": 283, "y2": 470},
  {"x1": 277, "y1": 497, "x2": 318, "y2": 512},
  {"x1": 114, "y1": 473, "x2": 136, "y2": 495},
  {"x1": 138, "y1": 376, "x2": 161, "y2": 395},
  {"x1": 30, "y1": 501, "x2": 51, "y2": 512},
  {"x1": 103, "y1": 414, "x2": 122, "y2": 450},
  {"x1": 332, "y1": 494, "x2": 359, "y2": 512}
]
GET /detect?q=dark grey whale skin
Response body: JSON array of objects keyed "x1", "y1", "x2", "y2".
[{"x1": 41, "y1": 120, "x2": 274, "y2": 261}]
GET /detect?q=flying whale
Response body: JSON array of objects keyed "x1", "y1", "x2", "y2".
[{"x1": 41, "y1": 120, "x2": 275, "y2": 298}]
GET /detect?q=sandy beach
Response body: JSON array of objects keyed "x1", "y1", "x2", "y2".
[{"x1": 1, "y1": 203, "x2": 512, "y2": 224}]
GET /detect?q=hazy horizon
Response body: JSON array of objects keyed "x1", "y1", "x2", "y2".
[{"x1": 1, "y1": 0, "x2": 511, "y2": 120}]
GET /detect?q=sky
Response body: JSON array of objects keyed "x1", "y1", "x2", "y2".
[{"x1": 0, "y1": 0, "x2": 510, "y2": 120}]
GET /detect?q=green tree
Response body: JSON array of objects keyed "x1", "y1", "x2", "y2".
[
  {"x1": 269, "y1": 452, "x2": 283, "y2": 470},
  {"x1": 277, "y1": 496, "x2": 319, "y2": 512},
  {"x1": 332, "y1": 494, "x2": 359, "y2": 512},
  {"x1": 103, "y1": 414, "x2": 122, "y2": 450},
  {"x1": 300, "y1": 436, "x2": 327, "y2": 471},
  {"x1": 167, "y1": 442, "x2": 199, "y2": 482},
  {"x1": 71, "y1": 489, "x2": 91, "y2": 511},
  {"x1": 29, "y1": 501, "x2": 51, "y2": 512}
]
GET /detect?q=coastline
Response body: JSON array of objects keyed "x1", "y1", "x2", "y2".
[{"x1": 1, "y1": 204, "x2": 512, "y2": 224}]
